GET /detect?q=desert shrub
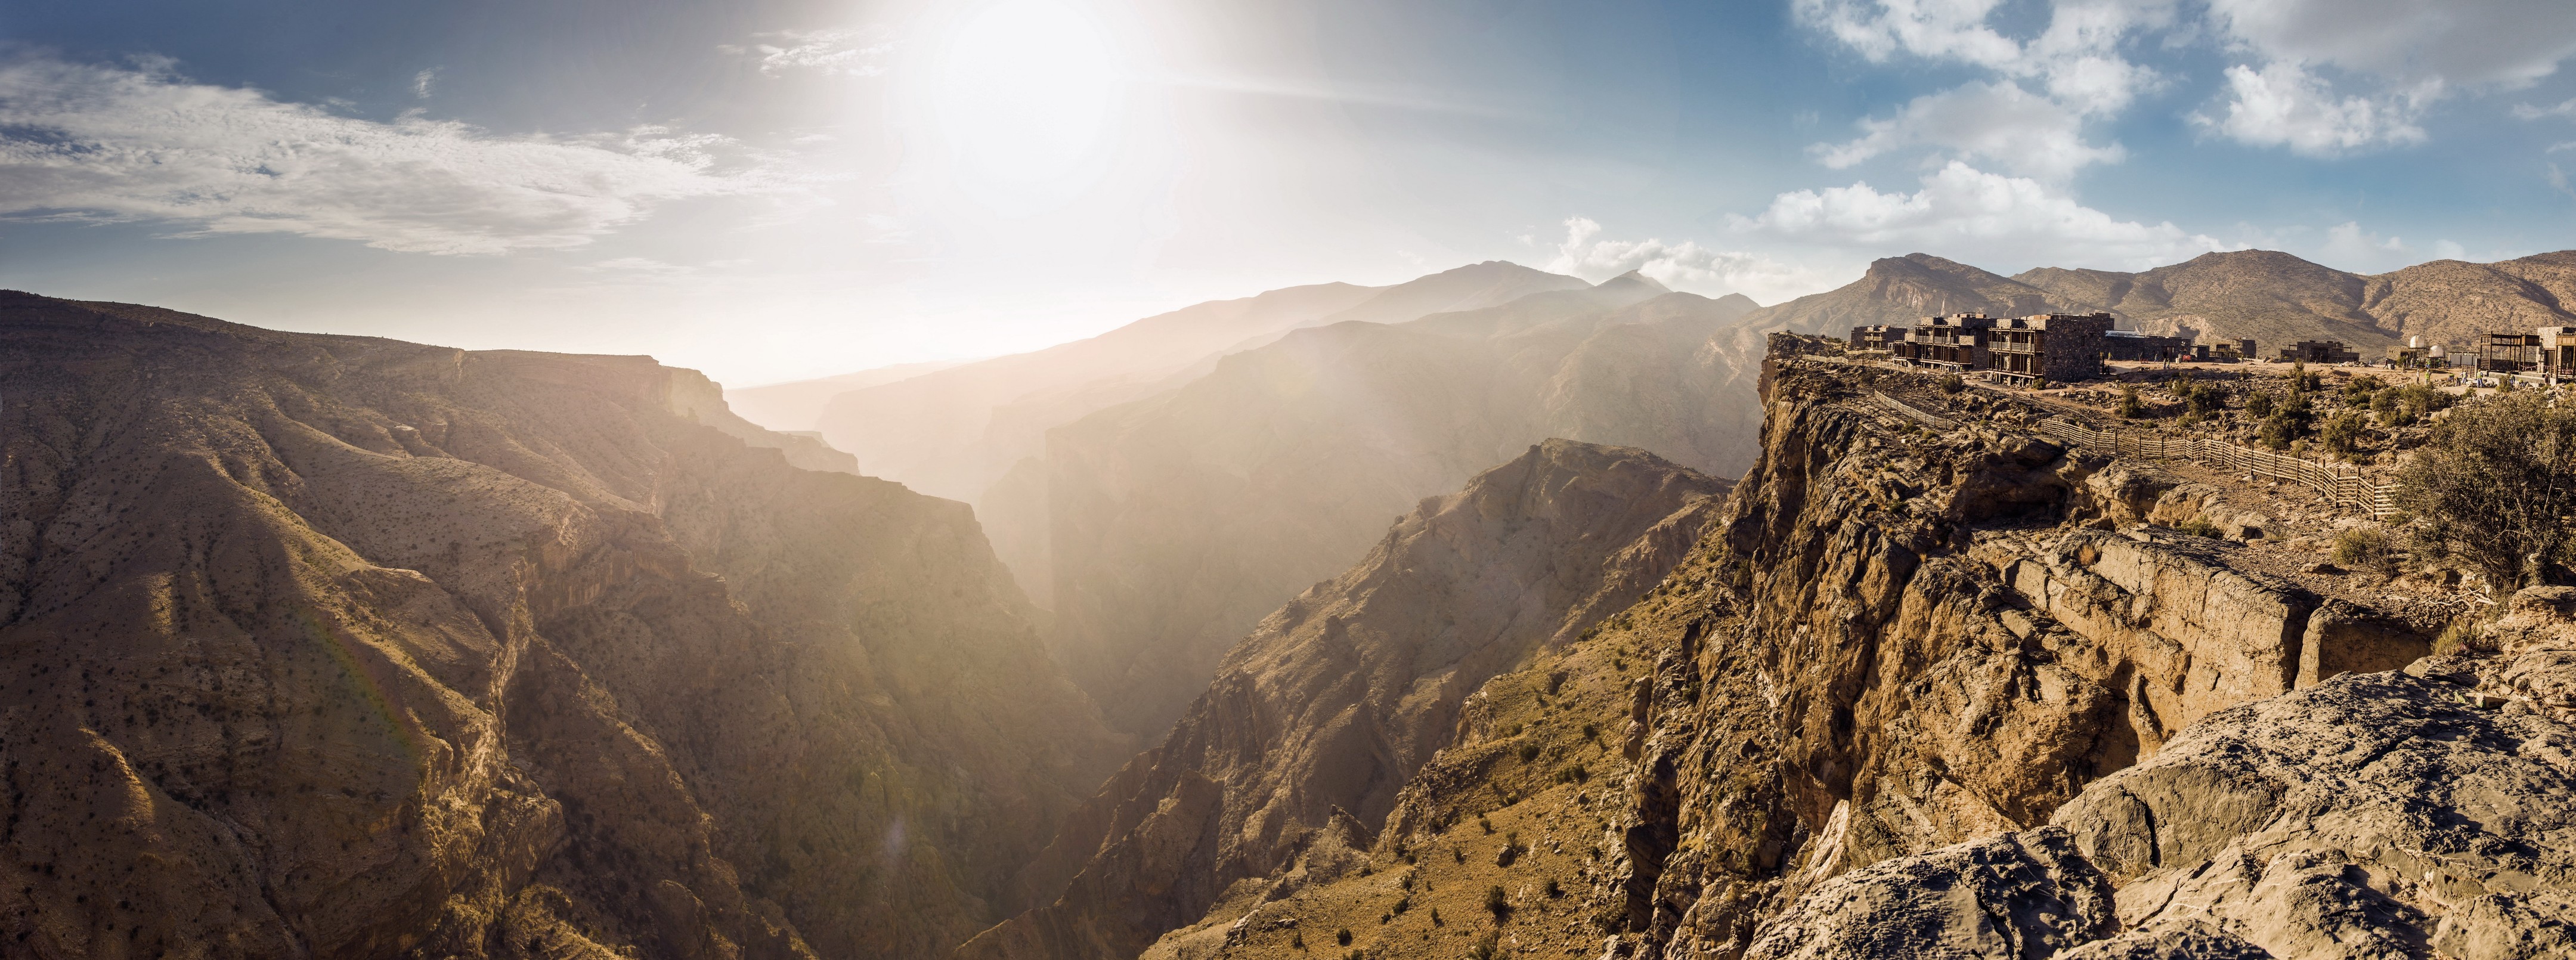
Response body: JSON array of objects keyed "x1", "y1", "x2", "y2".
[
  {"x1": 1470, "y1": 931, "x2": 1500, "y2": 960},
  {"x1": 2398, "y1": 383, "x2": 2454, "y2": 420},
  {"x1": 2320, "y1": 408, "x2": 2367, "y2": 457},
  {"x1": 2246, "y1": 392, "x2": 2277, "y2": 418},
  {"x1": 2030, "y1": 376, "x2": 2050, "y2": 390},
  {"x1": 2176, "y1": 516, "x2": 2223, "y2": 539},
  {"x1": 2342, "y1": 374, "x2": 2383, "y2": 402},
  {"x1": 2371, "y1": 389, "x2": 2402, "y2": 424},
  {"x1": 2187, "y1": 383, "x2": 2225, "y2": 416},
  {"x1": 2432, "y1": 617, "x2": 2496, "y2": 656},
  {"x1": 2397, "y1": 391, "x2": 2576, "y2": 590},
  {"x1": 2332, "y1": 526, "x2": 2399, "y2": 574},
  {"x1": 2118, "y1": 385, "x2": 2145, "y2": 419},
  {"x1": 1478, "y1": 813, "x2": 1493, "y2": 834},
  {"x1": 1939, "y1": 373, "x2": 1964, "y2": 394},
  {"x1": 2258, "y1": 395, "x2": 2314, "y2": 450},
  {"x1": 1496, "y1": 832, "x2": 1522, "y2": 867},
  {"x1": 1336, "y1": 928, "x2": 1352, "y2": 947},
  {"x1": 1485, "y1": 884, "x2": 1511, "y2": 918},
  {"x1": 1516, "y1": 742, "x2": 1540, "y2": 763},
  {"x1": 2290, "y1": 361, "x2": 2320, "y2": 392},
  {"x1": 1544, "y1": 878, "x2": 1563, "y2": 898}
]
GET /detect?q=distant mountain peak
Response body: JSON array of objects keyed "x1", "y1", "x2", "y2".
[{"x1": 1595, "y1": 270, "x2": 1673, "y2": 295}]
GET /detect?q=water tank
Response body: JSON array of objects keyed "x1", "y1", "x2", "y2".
[
  {"x1": 2408, "y1": 335, "x2": 2423, "y2": 348},
  {"x1": 2431, "y1": 345, "x2": 2447, "y2": 358}
]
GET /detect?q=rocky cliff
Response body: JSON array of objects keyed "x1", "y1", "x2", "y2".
[
  {"x1": 1033, "y1": 275, "x2": 1761, "y2": 739},
  {"x1": 1123, "y1": 346, "x2": 2556, "y2": 960},
  {"x1": 0, "y1": 293, "x2": 1126, "y2": 960},
  {"x1": 958, "y1": 439, "x2": 1731, "y2": 960}
]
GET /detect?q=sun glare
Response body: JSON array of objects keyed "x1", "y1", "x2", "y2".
[{"x1": 927, "y1": 0, "x2": 1128, "y2": 210}]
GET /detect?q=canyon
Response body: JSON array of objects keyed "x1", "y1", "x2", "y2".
[{"x1": 8, "y1": 246, "x2": 2576, "y2": 960}]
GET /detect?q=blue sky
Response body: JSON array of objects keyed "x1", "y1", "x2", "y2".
[{"x1": 4, "y1": 0, "x2": 2575, "y2": 385}]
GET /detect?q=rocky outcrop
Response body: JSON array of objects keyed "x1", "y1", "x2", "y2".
[
  {"x1": 959, "y1": 440, "x2": 1730, "y2": 960},
  {"x1": 1743, "y1": 828, "x2": 2116, "y2": 960},
  {"x1": 1126, "y1": 348, "x2": 2475, "y2": 960},
  {"x1": 0, "y1": 292, "x2": 1124, "y2": 959}
]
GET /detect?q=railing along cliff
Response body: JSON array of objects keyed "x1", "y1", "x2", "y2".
[
  {"x1": 1873, "y1": 391, "x2": 1961, "y2": 431},
  {"x1": 2039, "y1": 419, "x2": 2400, "y2": 518}
]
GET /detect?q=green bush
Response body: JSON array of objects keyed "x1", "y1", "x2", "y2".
[
  {"x1": 2320, "y1": 409, "x2": 2367, "y2": 457},
  {"x1": 2246, "y1": 392, "x2": 2277, "y2": 418},
  {"x1": 1939, "y1": 373, "x2": 1964, "y2": 394},
  {"x1": 2397, "y1": 391, "x2": 2576, "y2": 590},
  {"x1": 2332, "y1": 526, "x2": 2398, "y2": 574},
  {"x1": 2176, "y1": 517, "x2": 2223, "y2": 539},
  {"x1": 2118, "y1": 385, "x2": 2145, "y2": 419}
]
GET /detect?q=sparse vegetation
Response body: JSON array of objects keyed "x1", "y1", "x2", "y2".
[
  {"x1": 1484, "y1": 884, "x2": 1511, "y2": 918},
  {"x1": 2258, "y1": 395, "x2": 2313, "y2": 450},
  {"x1": 2332, "y1": 526, "x2": 2399, "y2": 575},
  {"x1": 2176, "y1": 516, "x2": 2223, "y2": 540},
  {"x1": 1938, "y1": 373, "x2": 1964, "y2": 394},
  {"x1": 2247, "y1": 391, "x2": 2277, "y2": 419},
  {"x1": 1336, "y1": 928, "x2": 1352, "y2": 947},
  {"x1": 2398, "y1": 391, "x2": 2576, "y2": 590},
  {"x1": 2433, "y1": 616, "x2": 2495, "y2": 656},
  {"x1": 1470, "y1": 930, "x2": 1500, "y2": 960},
  {"x1": 2118, "y1": 384, "x2": 2145, "y2": 419},
  {"x1": 2320, "y1": 408, "x2": 2366, "y2": 458}
]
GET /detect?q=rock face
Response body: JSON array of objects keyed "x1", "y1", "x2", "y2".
[
  {"x1": 1742, "y1": 828, "x2": 2116, "y2": 960},
  {"x1": 0, "y1": 293, "x2": 1126, "y2": 960},
  {"x1": 959, "y1": 440, "x2": 1731, "y2": 960},
  {"x1": 1036, "y1": 275, "x2": 1764, "y2": 739},
  {"x1": 1122, "y1": 345, "x2": 2517, "y2": 960}
]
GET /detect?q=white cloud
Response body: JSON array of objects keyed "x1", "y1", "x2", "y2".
[
  {"x1": 1735, "y1": 161, "x2": 2230, "y2": 270},
  {"x1": 0, "y1": 54, "x2": 794, "y2": 255},
  {"x1": 2315, "y1": 220, "x2": 2415, "y2": 271},
  {"x1": 2519, "y1": 98, "x2": 2576, "y2": 120},
  {"x1": 1815, "y1": 80, "x2": 2123, "y2": 181},
  {"x1": 2191, "y1": 1, "x2": 2576, "y2": 156},
  {"x1": 2191, "y1": 62, "x2": 2430, "y2": 156},
  {"x1": 2205, "y1": 0, "x2": 2576, "y2": 91},
  {"x1": 1544, "y1": 217, "x2": 1837, "y2": 305},
  {"x1": 412, "y1": 68, "x2": 436, "y2": 100},
  {"x1": 723, "y1": 28, "x2": 893, "y2": 78},
  {"x1": 1795, "y1": 2, "x2": 2168, "y2": 179}
]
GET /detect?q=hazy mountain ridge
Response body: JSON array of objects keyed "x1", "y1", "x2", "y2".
[
  {"x1": 1030, "y1": 274, "x2": 1763, "y2": 740},
  {"x1": 961, "y1": 439, "x2": 1731, "y2": 960},
  {"x1": 723, "y1": 360, "x2": 972, "y2": 434},
  {"x1": 0, "y1": 292, "x2": 1123, "y2": 960},
  {"x1": 808, "y1": 261, "x2": 1589, "y2": 509},
  {"x1": 1739, "y1": 248, "x2": 2576, "y2": 357}
]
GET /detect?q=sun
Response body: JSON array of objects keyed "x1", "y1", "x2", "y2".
[{"x1": 925, "y1": 0, "x2": 1129, "y2": 207}]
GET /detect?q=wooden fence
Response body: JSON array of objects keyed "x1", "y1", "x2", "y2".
[
  {"x1": 1873, "y1": 391, "x2": 1961, "y2": 431},
  {"x1": 2038, "y1": 419, "x2": 2401, "y2": 518}
]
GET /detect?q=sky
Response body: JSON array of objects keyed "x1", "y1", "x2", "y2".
[{"x1": 4, "y1": 0, "x2": 2575, "y2": 386}]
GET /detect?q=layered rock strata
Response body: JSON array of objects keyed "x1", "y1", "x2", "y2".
[
  {"x1": 0, "y1": 293, "x2": 1124, "y2": 960},
  {"x1": 1140, "y1": 347, "x2": 2473, "y2": 960}
]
